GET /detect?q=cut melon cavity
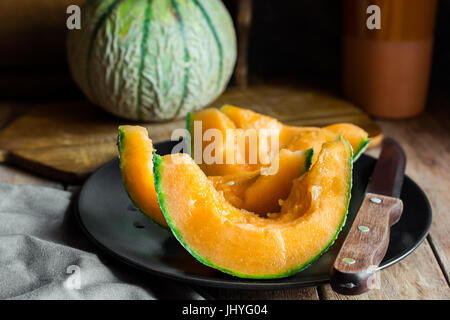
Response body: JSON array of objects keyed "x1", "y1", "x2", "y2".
[
  {"x1": 118, "y1": 125, "x2": 314, "y2": 227},
  {"x1": 154, "y1": 138, "x2": 353, "y2": 278},
  {"x1": 187, "y1": 105, "x2": 369, "y2": 176},
  {"x1": 211, "y1": 148, "x2": 313, "y2": 214}
]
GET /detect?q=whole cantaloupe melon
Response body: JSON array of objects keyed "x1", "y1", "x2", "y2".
[{"x1": 67, "y1": 0, "x2": 237, "y2": 121}]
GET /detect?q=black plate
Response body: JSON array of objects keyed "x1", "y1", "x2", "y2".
[{"x1": 76, "y1": 140, "x2": 432, "y2": 289}]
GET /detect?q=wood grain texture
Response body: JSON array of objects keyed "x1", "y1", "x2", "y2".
[
  {"x1": 0, "y1": 104, "x2": 14, "y2": 130},
  {"x1": 0, "y1": 101, "x2": 185, "y2": 182},
  {"x1": 203, "y1": 287, "x2": 319, "y2": 300},
  {"x1": 203, "y1": 92, "x2": 448, "y2": 300},
  {"x1": 0, "y1": 103, "x2": 28, "y2": 130},
  {"x1": 0, "y1": 86, "x2": 381, "y2": 183},
  {"x1": 0, "y1": 93, "x2": 448, "y2": 299},
  {"x1": 321, "y1": 239, "x2": 450, "y2": 300},
  {"x1": 365, "y1": 94, "x2": 450, "y2": 285},
  {"x1": 331, "y1": 194, "x2": 403, "y2": 295},
  {"x1": 211, "y1": 85, "x2": 383, "y2": 143}
]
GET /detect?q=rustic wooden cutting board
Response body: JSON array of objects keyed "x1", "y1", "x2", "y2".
[{"x1": 0, "y1": 85, "x2": 382, "y2": 183}]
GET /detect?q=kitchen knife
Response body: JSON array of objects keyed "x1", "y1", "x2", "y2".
[{"x1": 330, "y1": 137, "x2": 406, "y2": 295}]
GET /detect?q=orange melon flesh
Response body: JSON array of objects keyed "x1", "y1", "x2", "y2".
[
  {"x1": 324, "y1": 123, "x2": 370, "y2": 159},
  {"x1": 285, "y1": 129, "x2": 338, "y2": 164},
  {"x1": 118, "y1": 125, "x2": 167, "y2": 228},
  {"x1": 279, "y1": 125, "x2": 323, "y2": 147},
  {"x1": 187, "y1": 108, "x2": 236, "y2": 139},
  {"x1": 188, "y1": 108, "x2": 258, "y2": 176},
  {"x1": 119, "y1": 125, "x2": 310, "y2": 226},
  {"x1": 210, "y1": 148, "x2": 313, "y2": 215},
  {"x1": 221, "y1": 104, "x2": 283, "y2": 132},
  {"x1": 220, "y1": 105, "x2": 332, "y2": 155},
  {"x1": 220, "y1": 105, "x2": 282, "y2": 167},
  {"x1": 209, "y1": 171, "x2": 260, "y2": 209},
  {"x1": 154, "y1": 138, "x2": 352, "y2": 278},
  {"x1": 220, "y1": 106, "x2": 369, "y2": 158},
  {"x1": 243, "y1": 148, "x2": 313, "y2": 214},
  {"x1": 188, "y1": 106, "x2": 369, "y2": 177}
]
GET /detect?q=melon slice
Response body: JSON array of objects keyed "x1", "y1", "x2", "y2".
[
  {"x1": 187, "y1": 106, "x2": 369, "y2": 176},
  {"x1": 118, "y1": 125, "x2": 167, "y2": 228},
  {"x1": 222, "y1": 105, "x2": 369, "y2": 160},
  {"x1": 187, "y1": 107, "x2": 282, "y2": 176},
  {"x1": 119, "y1": 125, "x2": 312, "y2": 226},
  {"x1": 154, "y1": 138, "x2": 352, "y2": 278}
]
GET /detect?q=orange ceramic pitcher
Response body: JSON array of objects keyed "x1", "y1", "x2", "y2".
[{"x1": 342, "y1": 0, "x2": 438, "y2": 118}]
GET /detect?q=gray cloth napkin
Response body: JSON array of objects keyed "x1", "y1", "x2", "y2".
[{"x1": 0, "y1": 182, "x2": 204, "y2": 300}]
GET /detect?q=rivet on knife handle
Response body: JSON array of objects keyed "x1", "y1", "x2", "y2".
[{"x1": 330, "y1": 193, "x2": 403, "y2": 295}]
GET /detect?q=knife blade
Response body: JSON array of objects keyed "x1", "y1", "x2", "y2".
[
  {"x1": 367, "y1": 137, "x2": 406, "y2": 198},
  {"x1": 330, "y1": 137, "x2": 406, "y2": 295}
]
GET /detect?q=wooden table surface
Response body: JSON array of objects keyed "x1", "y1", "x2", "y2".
[{"x1": 0, "y1": 94, "x2": 449, "y2": 300}]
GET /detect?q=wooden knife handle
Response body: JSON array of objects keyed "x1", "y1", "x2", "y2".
[{"x1": 330, "y1": 193, "x2": 403, "y2": 295}]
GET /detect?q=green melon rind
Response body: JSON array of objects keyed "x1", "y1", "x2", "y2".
[
  {"x1": 154, "y1": 153, "x2": 262, "y2": 279},
  {"x1": 302, "y1": 148, "x2": 314, "y2": 175},
  {"x1": 219, "y1": 104, "x2": 230, "y2": 112},
  {"x1": 185, "y1": 112, "x2": 193, "y2": 157},
  {"x1": 352, "y1": 138, "x2": 370, "y2": 161},
  {"x1": 118, "y1": 126, "x2": 168, "y2": 229},
  {"x1": 135, "y1": 0, "x2": 153, "y2": 120},
  {"x1": 271, "y1": 137, "x2": 353, "y2": 279},
  {"x1": 153, "y1": 137, "x2": 353, "y2": 279},
  {"x1": 69, "y1": 0, "x2": 237, "y2": 122},
  {"x1": 291, "y1": 137, "x2": 353, "y2": 275},
  {"x1": 169, "y1": 0, "x2": 190, "y2": 119},
  {"x1": 85, "y1": 0, "x2": 125, "y2": 103},
  {"x1": 192, "y1": 0, "x2": 224, "y2": 94}
]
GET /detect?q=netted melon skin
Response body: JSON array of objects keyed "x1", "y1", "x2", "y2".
[{"x1": 67, "y1": 0, "x2": 237, "y2": 121}]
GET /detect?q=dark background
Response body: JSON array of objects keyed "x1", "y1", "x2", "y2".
[
  {"x1": 0, "y1": 0, "x2": 449, "y2": 98},
  {"x1": 242, "y1": 0, "x2": 450, "y2": 94}
]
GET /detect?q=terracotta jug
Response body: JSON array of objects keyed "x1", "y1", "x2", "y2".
[{"x1": 342, "y1": 0, "x2": 438, "y2": 118}]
